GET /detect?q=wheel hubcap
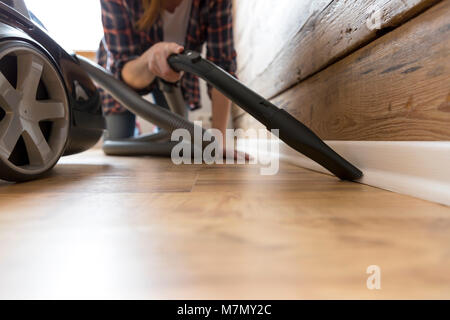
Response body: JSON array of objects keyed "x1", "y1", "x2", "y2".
[{"x1": 0, "y1": 42, "x2": 69, "y2": 175}]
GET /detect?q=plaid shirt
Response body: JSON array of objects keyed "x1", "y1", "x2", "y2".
[{"x1": 98, "y1": 0, "x2": 237, "y2": 114}]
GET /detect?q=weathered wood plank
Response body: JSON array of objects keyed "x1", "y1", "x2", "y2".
[
  {"x1": 235, "y1": 0, "x2": 450, "y2": 141},
  {"x1": 234, "y1": 0, "x2": 441, "y2": 103},
  {"x1": 234, "y1": 0, "x2": 332, "y2": 83}
]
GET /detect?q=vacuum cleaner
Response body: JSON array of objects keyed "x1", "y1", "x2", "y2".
[
  {"x1": 0, "y1": 0, "x2": 104, "y2": 181},
  {"x1": 0, "y1": 0, "x2": 363, "y2": 182}
]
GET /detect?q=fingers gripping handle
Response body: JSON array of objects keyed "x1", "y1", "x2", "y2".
[{"x1": 168, "y1": 51, "x2": 363, "y2": 181}]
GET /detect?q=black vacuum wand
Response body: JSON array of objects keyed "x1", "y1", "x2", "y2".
[{"x1": 168, "y1": 51, "x2": 363, "y2": 181}]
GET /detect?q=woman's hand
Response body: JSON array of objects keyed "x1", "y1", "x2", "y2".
[
  {"x1": 122, "y1": 42, "x2": 184, "y2": 89},
  {"x1": 142, "y1": 42, "x2": 184, "y2": 83}
]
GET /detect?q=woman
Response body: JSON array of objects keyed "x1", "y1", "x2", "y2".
[{"x1": 98, "y1": 0, "x2": 236, "y2": 144}]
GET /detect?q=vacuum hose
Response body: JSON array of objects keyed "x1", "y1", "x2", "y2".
[
  {"x1": 168, "y1": 51, "x2": 363, "y2": 181},
  {"x1": 76, "y1": 55, "x2": 208, "y2": 156}
]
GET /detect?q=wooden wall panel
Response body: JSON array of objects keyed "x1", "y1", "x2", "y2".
[
  {"x1": 234, "y1": 0, "x2": 332, "y2": 84},
  {"x1": 234, "y1": 0, "x2": 441, "y2": 105},
  {"x1": 235, "y1": 0, "x2": 450, "y2": 141}
]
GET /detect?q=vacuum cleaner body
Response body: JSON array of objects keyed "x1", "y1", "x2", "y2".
[{"x1": 0, "y1": 1, "x2": 104, "y2": 181}]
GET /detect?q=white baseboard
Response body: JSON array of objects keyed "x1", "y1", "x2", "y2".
[{"x1": 236, "y1": 139, "x2": 450, "y2": 206}]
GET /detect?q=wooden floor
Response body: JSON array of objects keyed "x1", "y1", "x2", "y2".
[{"x1": 0, "y1": 149, "x2": 448, "y2": 299}]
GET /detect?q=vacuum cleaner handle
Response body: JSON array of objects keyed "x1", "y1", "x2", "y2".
[{"x1": 168, "y1": 51, "x2": 363, "y2": 181}]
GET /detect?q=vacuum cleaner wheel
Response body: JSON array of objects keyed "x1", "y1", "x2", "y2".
[{"x1": 0, "y1": 41, "x2": 69, "y2": 182}]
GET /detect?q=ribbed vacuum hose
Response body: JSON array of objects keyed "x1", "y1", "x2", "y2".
[{"x1": 76, "y1": 55, "x2": 209, "y2": 147}]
